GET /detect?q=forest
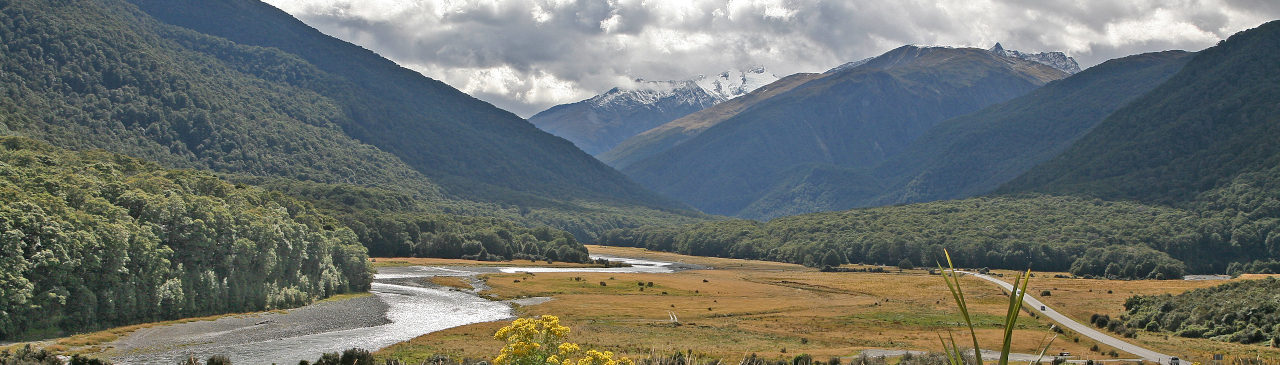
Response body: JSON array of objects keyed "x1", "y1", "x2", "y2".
[
  {"x1": 1123, "y1": 277, "x2": 1280, "y2": 345},
  {"x1": 0, "y1": 137, "x2": 373, "y2": 340},
  {"x1": 600, "y1": 193, "x2": 1267, "y2": 279}
]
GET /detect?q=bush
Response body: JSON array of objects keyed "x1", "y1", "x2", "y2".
[
  {"x1": 493, "y1": 315, "x2": 633, "y2": 365},
  {"x1": 1040, "y1": 290, "x2": 1051, "y2": 296},
  {"x1": 898, "y1": 259, "x2": 915, "y2": 271}
]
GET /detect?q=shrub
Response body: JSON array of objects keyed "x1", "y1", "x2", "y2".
[
  {"x1": 1040, "y1": 290, "x2": 1051, "y2": 296},
  {"x1": 493, "y1": 315, "x2": 633, "y2": 365},
  {"x1": 898, "y1": 259, "x2": 915, "y2": 270}
]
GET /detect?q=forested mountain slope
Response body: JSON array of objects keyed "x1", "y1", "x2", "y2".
[
  {"x1": 621, "y1": 45, "x2": 1067, "y2": 216},
  {"x1": 999, "y1": 20, "x2": 1280, "y2": 205},
  {"x1": 121, "y1": 0, "x2": 686, "y2": 210},
  {"x1": 0, "y1": 0, "x2": 704, "y2": 246},
  {"x1": 0, "y1": 137, "x2": 372, "y2": 340},
  {"x1": 867, "y1": 50, "x2": 1195, "y2": 206}
]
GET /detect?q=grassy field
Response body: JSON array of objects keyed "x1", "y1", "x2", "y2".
[
  {"x1": 994, "y1": 269, "x2": 1280, "y2": 361},
  {"x1": 372, "y1": 257, "x2": 613, "y2": 268},
  {"x1": 18, "y1": 249, "x2": 1274, "y2": 363},
  {"x1": 380, "y1": 246, "x2": 1272, "y2": 363}
]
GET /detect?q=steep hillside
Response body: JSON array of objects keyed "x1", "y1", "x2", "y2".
[
  {"x1": 0, "y1": 137, "x2": 372, "y2": 340},
  {"x1": 529, "y1": 68, "x2": 777, "y2": 155},
  {"x1": 0, "y1": 0, "x2": 689, "y2": 212},
  {"x1": 621, "y1": 45, "x2": 1067, "y2": 216},
  {"x1": 123, "y1": 0, "x2": 689, "y2": 209},
  {"x1": 1000, "y1": 20, "x2": 1280, "y2": 206},
  {"x1": 0, "y1": 0, "x2": 703, "y2": 245},
  {"x1": 868, "y1": 51, "x2": 1194, "y2": 206},
  {"x1": 597, "y1": 72, "x2": 825, "y2": 169}
]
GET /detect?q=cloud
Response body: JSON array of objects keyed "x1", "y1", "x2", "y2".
[{"x1": 263, "y1": 0, "x2": 1280, "y2": 117}]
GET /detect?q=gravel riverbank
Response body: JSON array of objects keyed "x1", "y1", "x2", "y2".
[{"x1": 105, "y1": 254, "x2": 697, "y2": 365}]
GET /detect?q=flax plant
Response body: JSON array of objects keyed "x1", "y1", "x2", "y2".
[{"x1": 937, "y1": 249, "x2": 1031, "y2": 365}]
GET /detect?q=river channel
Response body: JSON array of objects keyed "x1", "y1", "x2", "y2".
[{"x1": 107, "y1": 255, "x2": 705, "y2": 365}]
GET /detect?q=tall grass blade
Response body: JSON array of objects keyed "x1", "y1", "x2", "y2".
[
  {"x1": 939, "y1": 249, "x2": 983, "y2": 365},
  {"x1": 998, "y1": 269, "x2": 1031, "y2": 365}
]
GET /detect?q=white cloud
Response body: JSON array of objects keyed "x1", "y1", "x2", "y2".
[{"x1": 262, "y1": 0, "x2": 1280, "y2": 118}]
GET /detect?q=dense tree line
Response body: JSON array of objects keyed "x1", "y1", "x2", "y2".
[
  {"x1": 600, "y1": 195, "x2": 1230, "y2": 277},
  {"x1": 0, "y1": 137, "x2": 372, "y2": 340},
  {"x1": 1123, "y1": 277, "x2": 1280, "y2": 345}
]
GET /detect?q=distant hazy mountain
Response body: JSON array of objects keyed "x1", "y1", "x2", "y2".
[
  {"x1": 598, "y1": 72, "x2": 826, "y2": 169},
  {"x1": 620, "y1": 45, "x2": 1069, "y2": 216},
  {"x1": 604, "y1": 44, "x2": 1081, "y2": 173},
  {"x1": 529, "y1": 68, "x2": 778, "y2": 155}
]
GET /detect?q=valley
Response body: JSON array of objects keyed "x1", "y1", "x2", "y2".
[
  {"x1": 23, "y1": 249, "x2": 1276, "y2": 364},
  {"x1": 2, "y1": 0, "x2": 1280, "y2": 363},
  {"x1": 383, "y1": 247, "x2": 1280, "y2": 363}
]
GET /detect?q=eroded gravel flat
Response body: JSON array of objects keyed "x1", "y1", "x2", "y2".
[
  {"x1": 109, "y1": 295, "x2": 390, "y2": 358},
  {"x1": 106, "y1": 254, "x2": 695, "y2": 364}
]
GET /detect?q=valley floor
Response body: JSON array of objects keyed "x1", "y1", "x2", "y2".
[
  {"x1": 17, "y1": 249, "x2": 1280, "y2": 364},
  {"x1": 379, "y1": 246, "x2": 1280, "y2": 363}
]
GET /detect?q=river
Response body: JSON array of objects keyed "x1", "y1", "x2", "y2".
[{"x1": 107, "y1": 255, "x2": 703, "y2": 365}]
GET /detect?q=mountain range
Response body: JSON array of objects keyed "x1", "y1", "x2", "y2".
[
  {"x1": 614, "y1": 44, "x2": 1070, "y2": 217},
  {"x1": 529, "y1": 68, "x2": 777, "y2": 155},
  {"x1": 601, "y1": 19, "x2": 1280, "y2": 283}
]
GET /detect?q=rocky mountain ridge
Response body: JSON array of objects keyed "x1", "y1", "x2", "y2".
[{"x1": 529, "y1": 67, "x2": 778, "y2": 155}]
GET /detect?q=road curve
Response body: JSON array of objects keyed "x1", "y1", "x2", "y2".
[{"x1": 957, "y1": 271, "x2": 1174, "y2": 363}]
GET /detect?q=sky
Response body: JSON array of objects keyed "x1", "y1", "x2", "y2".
[{"x1": 262, "y1": 0, "x2": 1280, "y2": 118}]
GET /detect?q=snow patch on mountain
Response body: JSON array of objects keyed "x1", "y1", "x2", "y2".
[
  {"x1": 827, "y1": 57, "x2": 874, "y2": 73},
  {"x1": 988, "y1": 43, "x2": 1081, "y2": 74},
  {"x1": 591, "y1": 67, "x2": 779, "y2": 109}
]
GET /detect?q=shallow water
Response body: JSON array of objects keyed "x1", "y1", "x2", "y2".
[
  {"x1": 110, "y1": 254, "x2": 697, "y2": 365},
  {"x1": 112, "y1": 283, "x2": 512, "y2": 365}
]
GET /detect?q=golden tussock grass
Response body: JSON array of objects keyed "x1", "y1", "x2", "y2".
[{"x1": 379, "y1": 247, "x2": 1114, "y2": 362}]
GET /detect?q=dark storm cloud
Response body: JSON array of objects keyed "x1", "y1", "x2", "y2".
[{"x1": 264, "y1": 0, "x2": 1280, "y2": 118}]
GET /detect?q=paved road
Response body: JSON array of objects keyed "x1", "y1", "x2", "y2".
[{"x1": 957, "y1": 271, "x2": 1174, "y2": 363}]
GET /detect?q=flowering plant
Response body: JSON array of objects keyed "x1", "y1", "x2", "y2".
[{"x1": 493, "y1": 315, "x2": 633, "y2": 365}]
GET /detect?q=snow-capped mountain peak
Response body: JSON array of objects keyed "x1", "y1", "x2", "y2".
[
  {"x1": 529, "y1": 67, "x2": 779, "y2": 156},
  {"x1": 989, "y1": 43, "x2": 1081, "y2": 74},
  {"x1": 591, "y1": 67, "x2": 779, "y2": 109},
  {"x1": 694, "y1": 66, "x2": 778, "y2": 100}
]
